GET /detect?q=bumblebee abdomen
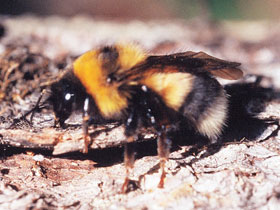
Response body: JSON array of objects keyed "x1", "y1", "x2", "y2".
[{"x1": 179, "y1": 74, "x2": 228, "y2": 139}]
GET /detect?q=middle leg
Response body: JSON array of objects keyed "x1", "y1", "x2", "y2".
[
  {"x1": 157, "y1": 126, "x2": 171, "y2": 188},
  {"x1": 121, "y1": 136, "x2": 136, "y2": 193}
]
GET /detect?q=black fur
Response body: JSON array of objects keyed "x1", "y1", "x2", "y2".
[
  {"x1": 180, "y1": 73, "x2": 223, "y2": 127},
  {"x1": 124, "y1": 85, "x2": 180, "y2": 136}
]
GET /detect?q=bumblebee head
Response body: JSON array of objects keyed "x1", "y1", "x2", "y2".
[{"x1": 49, "y1": 73, "x2": 87, "y2": 126}]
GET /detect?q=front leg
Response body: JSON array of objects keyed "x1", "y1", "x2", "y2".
[{"x1": 82, "y1": 97, "x2": 91, "y2": 153}]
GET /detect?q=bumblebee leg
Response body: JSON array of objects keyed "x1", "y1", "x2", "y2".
[
  {"x1": 121, "y1": 110, "x2": 138, "y2": 193},
  {"x1": 121, "y1": 136, "x2": 136, "y2": 193},
  {"x1": 82, "y1": 98, "x2": 90, "y2": 153},
  {"x1": 157, "y1": 126, "x2": 170, "y2": 188}
]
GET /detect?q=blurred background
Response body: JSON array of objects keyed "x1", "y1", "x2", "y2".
[{"x1": 0, "y1": 0, "x2": 280, "y2": 20}]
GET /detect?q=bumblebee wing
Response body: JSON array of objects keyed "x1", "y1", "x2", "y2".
[
  {"x1": 177, "y1": 51, "x2": 243, "y2": 80},
  {"x1": 116, "y1": 51, "x2": 243, "y2": 85},
  {"x1": 142, "y1": 51, "x2": 243, "y2": 80}
]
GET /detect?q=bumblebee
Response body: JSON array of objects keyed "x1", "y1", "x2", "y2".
[{"x1": 48, "y1": 44, "x2": 243, "y2": 192}]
